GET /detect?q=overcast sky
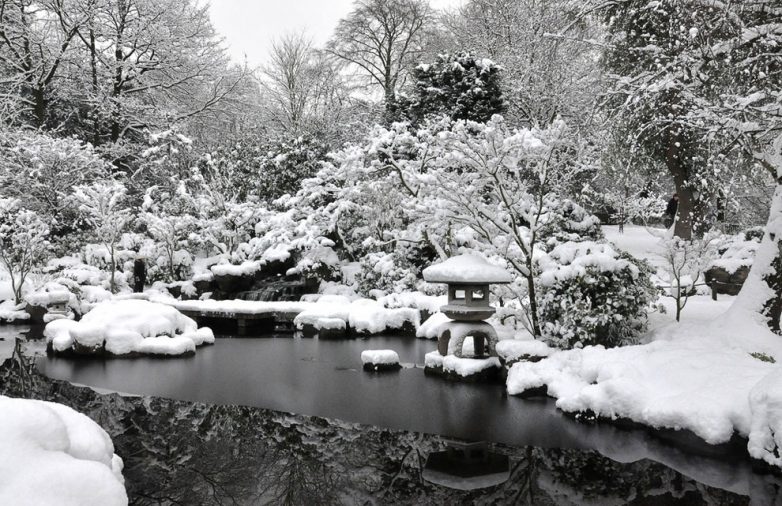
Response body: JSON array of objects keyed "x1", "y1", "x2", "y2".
[{"x1": 209, "y1": 0, "x2": 464, "y2": 68}]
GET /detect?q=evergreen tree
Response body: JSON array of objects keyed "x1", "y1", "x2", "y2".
[{"x1": 398, "y1": 52, "x2": 506, "y2": 124}]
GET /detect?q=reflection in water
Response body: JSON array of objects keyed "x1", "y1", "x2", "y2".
[{"x1": 15, "y1": 333, "x2": 782, "y2": 504}]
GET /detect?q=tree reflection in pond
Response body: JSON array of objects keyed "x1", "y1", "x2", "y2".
[{"x1": 0, "y1": 356, "x2": 767, "y2": 505}]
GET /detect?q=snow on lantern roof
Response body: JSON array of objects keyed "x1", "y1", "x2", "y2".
[{"x1": 423, "y1": 254, "x2": 512, "y2": 284}]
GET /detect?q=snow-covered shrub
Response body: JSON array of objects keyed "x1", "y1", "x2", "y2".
[
  {"x1": 537, "y1": 241, "x2": 656, "y2": 349},
  {"x1": 710, "y1": 229, "x2": 761, "y2": 274},
  {"x1": 355, "y1": 251, "x2": 420, "y2": 296}
]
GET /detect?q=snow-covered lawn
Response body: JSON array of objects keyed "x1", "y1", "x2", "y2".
[{"x1": 0, "y1": 396, "x2": 127, "y2": 505}]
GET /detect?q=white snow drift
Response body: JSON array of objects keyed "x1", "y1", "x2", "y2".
[
  {"x1": 507, "y1": 307, "x2": 782, "y2": 467},
  {"x1": 0, "y1": 396, "x2": 127, "y2": 505}
]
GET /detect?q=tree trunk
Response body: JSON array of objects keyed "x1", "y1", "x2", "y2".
[
  {"x1": 733, "y1": 183, "x2": 782, "y2": 333},
  {"x1": 666, "y1": 132, "x2": 704, "y2": 239},
  {"x1": 525, "y1": 256, "x2": 542, "y2": 337},
  {"x1": 32, "y1": 86, "x2": 47, "y2": 128},
  {"x1": 109, "y1": 246, "x2": 117, "y2": 294}
]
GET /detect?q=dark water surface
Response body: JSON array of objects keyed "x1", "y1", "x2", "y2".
[{"x1": 35, "y1": 334, "x2": 782, "y2": 503}]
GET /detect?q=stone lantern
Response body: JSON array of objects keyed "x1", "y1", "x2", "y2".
[{"x1": 422, "y1": 254, "x2": 511, "y2": 358}]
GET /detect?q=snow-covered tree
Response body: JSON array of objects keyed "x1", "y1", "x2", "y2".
[
  {"x1": 0, "y1": 199, "x2": 52, "y2": 303},
  {"x1": 659, "y1": 234, "x2": 720, "y2": 321},
  {"x1": 328, "y1": 0, "x2": 432, "y2": 118},
  {"x1": 398, "y1": 52, "x2": 506, "y2": 125},
  {"x1": 72, "y1": 181, "x2": 133, "y2": 293},
  {"x1": 430, "y1": 116, "x2": 598, "y2": 335},
  {"x1": 0, "y1": 129, "x2": 108, "y2": 237}
]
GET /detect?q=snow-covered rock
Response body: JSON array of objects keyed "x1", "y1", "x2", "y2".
[
  {"x1": 45, "y1": 299, "x2": 214, "y2": 357},
  {"x1": 0, "y1": 300, "x2": 29, "y2": 322},
  {"x1": 424, "y1": 351, "x2": 501, "y2": 382},
  {"x1": 0, "y1": 396, "x2": 127, "y2": 505},
  {"x1": 361, "y1": 349, "x2": 401, "y2": 371},
  {"x1": 496, "y1": 339, "x2": 553, "y2": 364}
]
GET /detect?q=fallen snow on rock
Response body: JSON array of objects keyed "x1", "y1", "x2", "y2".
[
  {"x1": 361, "y1": 349, "x2": 400, "y2": 365},
  {"x1": 507, "y1": 307, "x2": 782, "y2": 466},
  {"x1": 443, "y1": 355, "x2": 501, "y2": 377},
  {"x1": 0, "y1": 300, "x2": 29, "y2": 322},
  {"x1": 0, "y1": 396, "x2": 127, "y2": 506},
  {"x1": 45, "y1": 299, "x2": 213, "y2": 357},
  {"x1": 496, "y1": 339, "x2": 553, "y2": 363}
]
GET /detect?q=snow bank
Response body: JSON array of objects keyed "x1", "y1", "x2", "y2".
[
  {"x1": 0, "y1": 396, "x2": 127, "y2": 505},
  {"x1": 506, "y1": 309, "x2": 782, "y2": 465},
  {"x1": 45, "y1": 299, "x2": 213, "y2": 357},
  {"x1": 423, "y1": 254, "x2": 512, "y2": 284}
]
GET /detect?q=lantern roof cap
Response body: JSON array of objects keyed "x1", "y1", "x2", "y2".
[{"x1": 423, "y1": 254, "x2": 512, "y2": 284}]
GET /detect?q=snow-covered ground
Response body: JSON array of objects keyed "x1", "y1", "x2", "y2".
[
  {"x1": 0, "y1": 396, "x2": 127, "y2": 505},
  {"x1": 507, "y1": 225, "x2": 782, "y2": 467}
]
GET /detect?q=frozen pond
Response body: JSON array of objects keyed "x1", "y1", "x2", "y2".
[{"x1": 30, "y1": 332, "x2": 782, "y2": 501}]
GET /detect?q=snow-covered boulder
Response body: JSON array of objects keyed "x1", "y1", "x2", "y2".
[
  {"x1": 0, "y1": 300, "x2": 29, "y2": 323},
  {"x1": 361, "y1": 349, "x2": 401, "y2": 372},
  {"x1": 0, "y1": 396, "x2": 127, "y2": 505},
  {"x1": 424, "y1": 351, "x2": 502, "y2": 382},
  {"x1": 45, "y1": 299, "x2": 214, "y2": 357},
  {"x1": 349, "y1": 299, "x2": 419, "y2": 335},
  {"x1": 496, "y1": 339, "x2": 553, "y2": 365}
]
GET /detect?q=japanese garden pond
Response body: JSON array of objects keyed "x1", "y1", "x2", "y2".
[{"x1": 4, "y1": 327, "x2": 782, "y2": 504}]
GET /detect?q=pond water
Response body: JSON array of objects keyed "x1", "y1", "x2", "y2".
[{"x1": 32, "y1": 332, "x2": 782, "y2": 502}]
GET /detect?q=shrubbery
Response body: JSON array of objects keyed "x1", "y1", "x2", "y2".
[{"x1": 537, "y1": 241, "x2": 656, "y2": 349}]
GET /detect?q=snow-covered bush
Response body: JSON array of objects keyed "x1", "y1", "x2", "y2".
[
  {"x1": 355, "y1": 251, "x2": 420, "y2": 296},
  {"x1": 0, "y1": 199, "x2": 52, "y2": 303},
  {"x1": 710, "y1": 229, "x2": 761, "y2": 274},
  {"x1": 72, "y1": 182, "x2": 133, "y2": 293},
  {"x1": 537, "y1": 241, "x2": 656, "y2": 349}
]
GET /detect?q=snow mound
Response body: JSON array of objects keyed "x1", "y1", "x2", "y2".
[
  {"x1": 423, "y1": 254, "x2": 512, "y2": 284},
  {"x1": 45, "y1": 299, "x2": 214, "y2": 357},
  {"x1": 0, "y1": 396, "x2": 127, "y2": 505},
  {"x1": 507, "y1": 309, "x2": 782, "y2": 466}
]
